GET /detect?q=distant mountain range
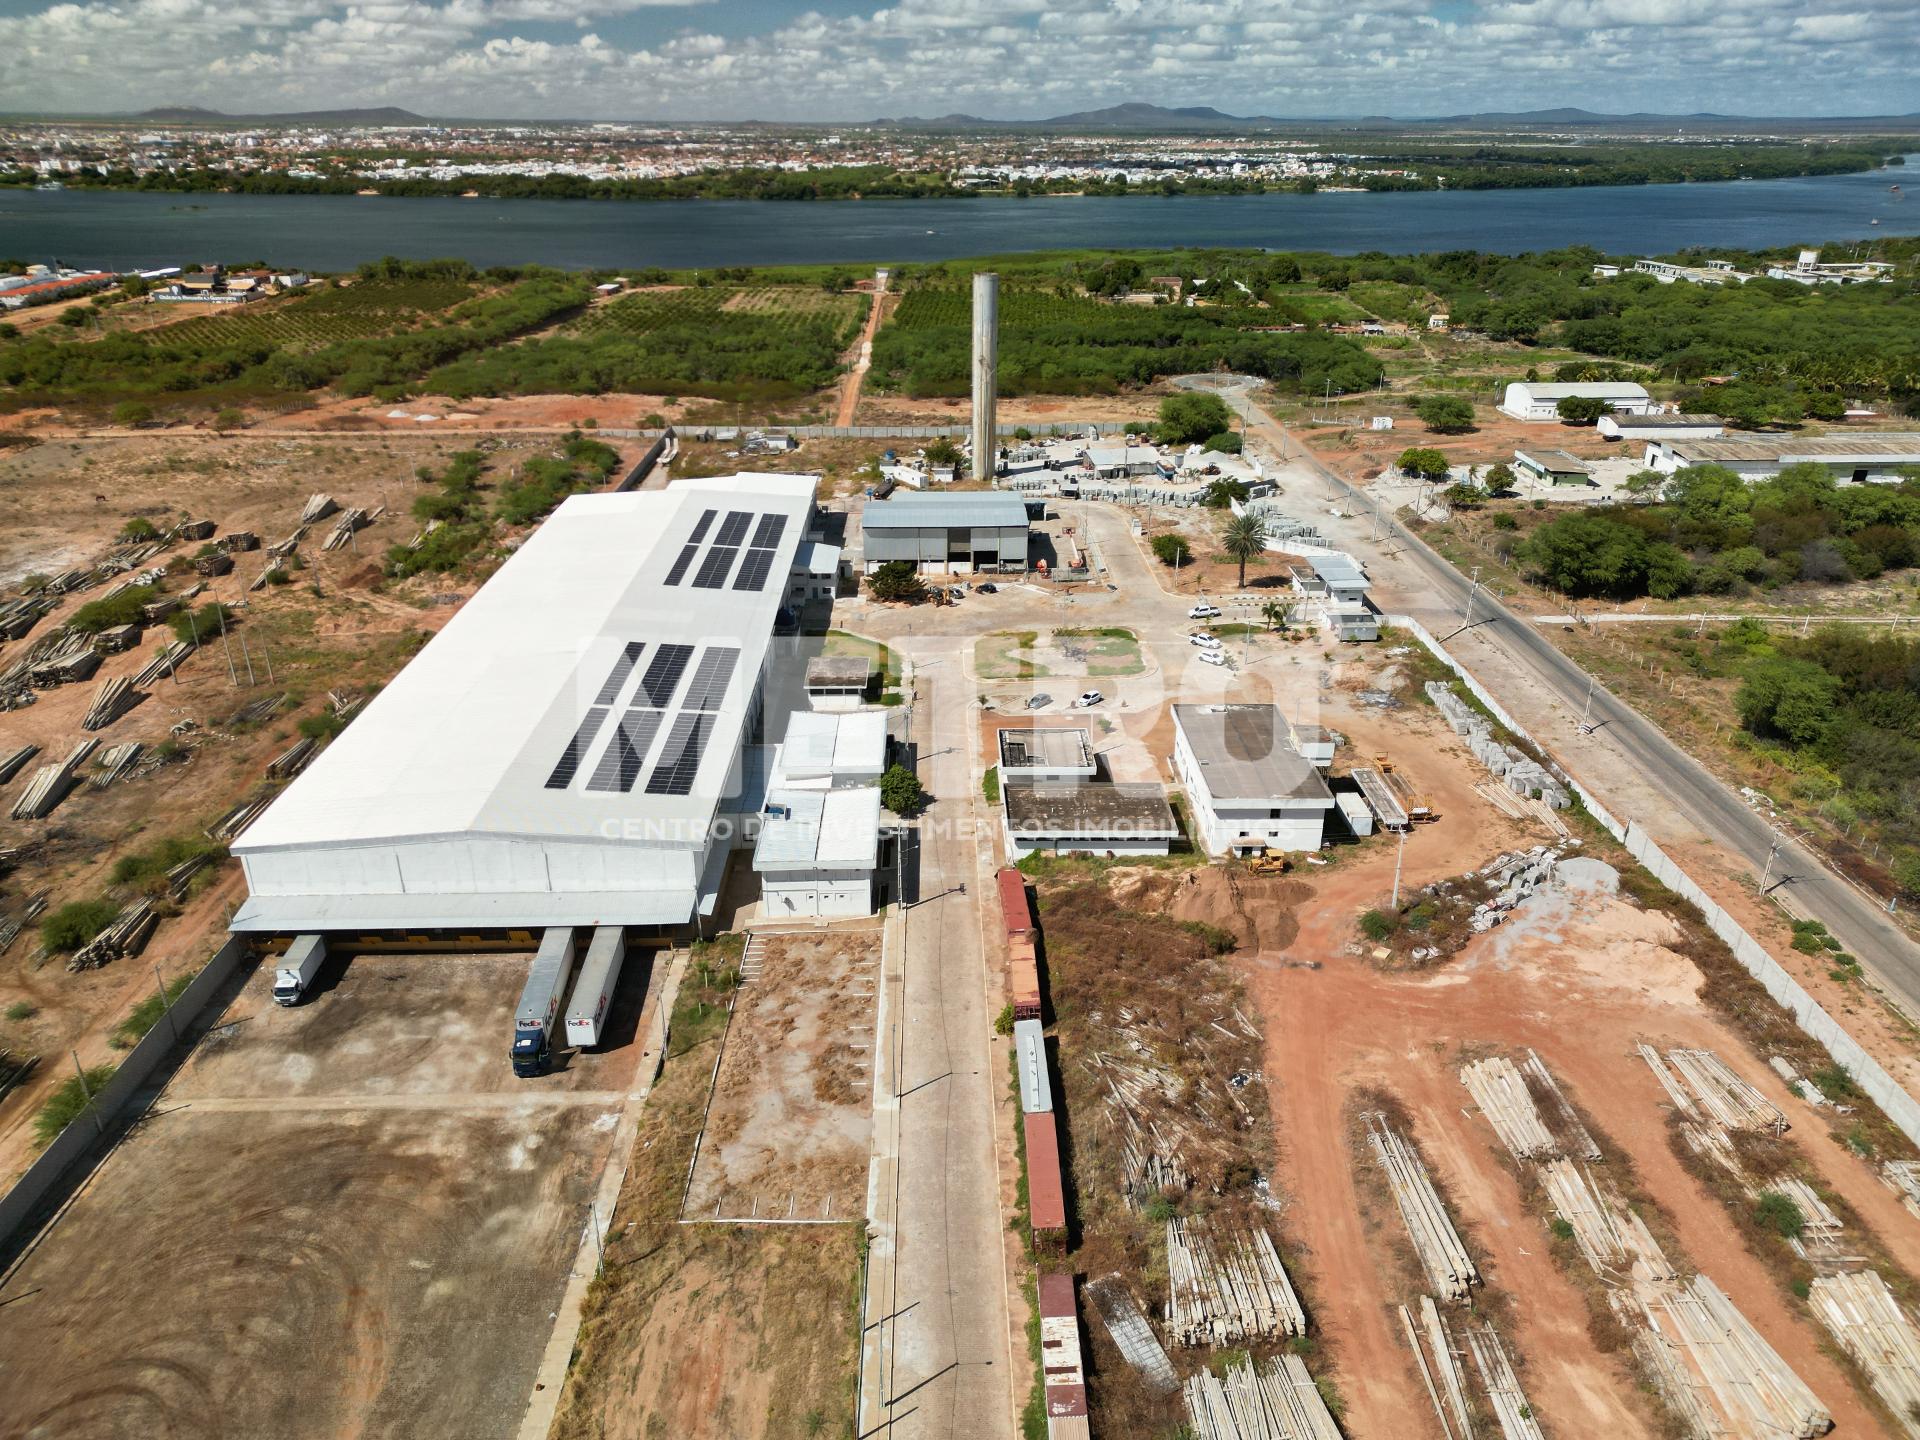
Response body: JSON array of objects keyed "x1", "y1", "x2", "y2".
[
  {"x1": 870, "y1": 102, "x2": 1920, "y2": 133},
  {"x1": 133, "y1": 105, "x2": 429, "y2": 126}
]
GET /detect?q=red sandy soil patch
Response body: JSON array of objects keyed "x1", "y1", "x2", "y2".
[{"x1": 853, "y1": 392, "x2": 1162, "y2": 429}]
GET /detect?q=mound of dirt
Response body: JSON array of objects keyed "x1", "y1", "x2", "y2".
[{"x1": 1103, "y1": 866, "x2": 1309, "y2": 953}]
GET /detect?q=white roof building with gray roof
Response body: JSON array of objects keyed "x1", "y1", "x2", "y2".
[
  {"x1": 1171, "y1": 704, "x2": 1335, "y2": 855},
  {"x1": 230, "y1": 473, "x2": 820, "y2": 935},
  {"x1": 1500, "y1": 380, "x2": 1652, "y2": 421},
  {"x1": 859, "y1": 491, "x2": 1030, "y2": 575}
]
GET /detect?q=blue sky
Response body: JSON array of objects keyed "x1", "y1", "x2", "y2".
[{"x1": 1, "y1": 0, "x2": 1915, "y2": 121}]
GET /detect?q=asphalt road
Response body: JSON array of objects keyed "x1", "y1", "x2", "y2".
[{"x1": 1215, "y1": 393, "x2": 1920, "y2": 1013}]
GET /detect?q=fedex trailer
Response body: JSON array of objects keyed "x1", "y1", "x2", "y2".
[
  {"x1": 564, "y1": 927, "x2": 626, "y2": 1050},
  {"x1": 511, "y1": 927, "x2": 578, "y2": 1078}
]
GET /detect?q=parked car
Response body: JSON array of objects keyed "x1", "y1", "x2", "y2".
[
  {"x1": 977, "y1": 582, "x2": 998, "y2": 594},
  {"x1": 1189, "y1": 602, "x2": 1222, "y2": 619},
  {"x1": 1189, "y1": 632, "x2": 1223, "y2": 648},
  {"x1": 1073, "y1": 690, "x2": 1105, "y2": 708},
  {"x1": 1026, "y1": 693, "x2": 1052, "y2": 710},
  {"x1": 1198, "y1": 649, "x2": 1229, "y2": 667}
]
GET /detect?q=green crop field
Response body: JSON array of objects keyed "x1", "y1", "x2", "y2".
[
  {"x1": 571, "y1": 285, "x2": 867, "y2": 344},
  {"x1": 145, "y1": 278, "x2": 478, "y2": 354}
]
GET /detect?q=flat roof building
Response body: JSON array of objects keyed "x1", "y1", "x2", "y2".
[
  {"x1": 769, "y1": 709, "x2": 887, "y2": 789},
  {"x1": 1514, "y1": 449, "x2": 1594, "y2": 486},
  {"x1": 230, "y1": 473, "x2": 819, "y2": 936},
  {"x1": 997, "y1": 726, "x2": 1097, "y2": 785},
  {"x1": 1002, "y1": 782, "x2": 1178, "y2": 859},
  {"x1": 860, "y1": 492, "x2": 1030, "y2": 575},
  {"x1": 1597, "y1": 413, "x2": 1723, "y2": 442},
  {"x1": 754, "y1": 785, "x2": 882, "y2": 919},
  {"x1": 1644, "y1": 433, "x2": 1920, "y2": 485},
  {"x1": 1499, "y1": 381, "x2": 1652, "y2": 422},
  {"x1": 804, "y1": 654, "x2": 872, "y2": 711},
  {"x1": 1171, "y1": 704, "x2": 1335, "y2": 855}
]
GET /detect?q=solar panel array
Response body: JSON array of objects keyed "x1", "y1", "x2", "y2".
[
  {"x1": 665, "y1": 506, "x2": 789, "y2": 591},
  {"x1": 682, "y1": 646, "x2": 739, "y2": 711},
  {"x1": 586, "y1": 709, "x2": 664, "y2": 793},
  {"x1": 732, "y1": 512, "x2": 788, "y2": 593},
  {"x1": 638, "y1": 643, "x2": 694, "y2": 707},
  {"x1": 545, "y1": 707, "x2": 610, "y2": 790},
  {"x1": 646, "y1": 712, "x2": 714, "y2": 796},
  {"x1": 692, "y1": 546, "x2": 739, "y2": 589},
  {"x1": 594, "y1": 641, "x2": 645, "y2": 705},
  {"x1": 546, "y1": 641, "x2": 741, "y2": 796}
]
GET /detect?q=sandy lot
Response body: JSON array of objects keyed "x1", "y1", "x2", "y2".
[
  {"x1": 684, "y1": 927, "x2": 880, "y2": 1222},
  {"x1": 0, "y1": 951, "x2": 646, "y2": 1440}
]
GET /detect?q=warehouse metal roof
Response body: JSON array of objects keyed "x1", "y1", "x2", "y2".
[
  {"x1": 233, "y1": 473, "x2": 819, "y2": 855},
  {"x1": 1175, "y1": 705, "x2": 1334, "y2": 806},
  {"x1": 778, "y1": 710, "x2": 888, "y2": 780},
  {"x1": 754, "y1": 786, "x2": 882, "y2": 871},
  {"x1": 1508, "y1": 381, "x2": 1650, "y2": 399},
  {"x1": 861, "y1": 493, "x2": 1031, "y2": 529},
  {"x1": 1663, "y1": 433, "x2": 1920, "y2": 464},
  {"x1": 1002, "y1": 782, "x2": 1178, "y2": 838}
]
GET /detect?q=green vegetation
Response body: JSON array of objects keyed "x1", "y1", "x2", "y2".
[
  {"x1": 33, "y1": 1066, "x2": 118, "y2": 1147},
  {"x1": 430, "y1": 285, "x2": 868, "y2": 402},
  {"x1": 109, "y1": 973, "x2": 194, "y2": 1050},
  {"x1": 1150, "y1": 532, "x2": 1193, "y2": 567},
  {"x1": 5, "y1": 1000, "x2": 36, "y2": 1022},
  {"x1": 495, "y1": 433, "x2": 620, "y2": 526},
  {"x1": 982, "y1": 766, "x2": 1000, "y2": 804},
  {"x1": 866, "y1": 561, "x2": 926, "y2": 604},
  {"x1": 1753, "y1": 1190, "x2": 1808, "y2": 1240},
  {"x1": 118, "y1": 516, "x2": 161, "y2": 542},
  {"x1": 1555, "y1": 394, "x2": 1609, "y2": 424},
  {"x1": 40, "y1": 899, "x2": 118, "y2": 954},
  {"x1": 873, "y1": 282, "x2": 1381, "y2": 398},
  {"x1": 1397, "y1": 447, "x2": 1451, "y2": 482},
  {"x1": 1221, "y1": 511, "x2": 1269, "y2": 588},
  {"x1": 1415, "y1": 395, "x2": 1476, "y2": 433},
  {"x1": 69, "y1": 582, "x2": 159, "y2": 633},
  {"x1": 1156, "y1": 391, "x2": 1232, "y2": 445},
  {"x1": 168, "y1": 600, "x2": 234, "y2": 644},
  {"x1": 111, "y1": 834, "x2": 226, "y2": 891},
  {"x1": 879, "y1": 762, "x2": 927, "y2": 817}
]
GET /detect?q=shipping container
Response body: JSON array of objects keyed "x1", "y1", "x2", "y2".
[
  {"x1": 512, "y1": 927, "x2": 578, "y2": 1077},
  {"x1": 1037, "y1": 1274, "x2": 1089, "y2": 1421},
  {"x1": 997, "y1": 866, "x2": 1033, "y2": 937},
  {"x1": 1008, "y1": 953, "x2": 1043, "y2": 1022},
  {"x1": 1014, "y1": 1018, "x2": 1052, "y2": 1114},
  {"x1": 564, "y1": 926, "x2": 625, "y2": 1049},
  {"x1": 1024, "y1": 1111, "x2": 1067, "y2": 1239}
]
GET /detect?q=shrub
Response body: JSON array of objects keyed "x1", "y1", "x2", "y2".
[
  {"x1": 41, "y1": 899, "x2": 118, "y2": 954},
  {"x1": 1157, "y1": 391, "x2": 1233, "y2": 445},
  {"x1": 1753, "y1": 1190, "x2": 1806, "y2": 1239},
  {"x1": 119, "y1": 516, "x2": 160, "y2": 542},
  {"x1": 168, "y1": 601, "x2": 234, "y2": 644},
  {"x1": 33, "y1": 1066, "x2": 119, "y2": 1146},
  {"x1": 1492, "y1": 512, "x2": 1519, "y2": 531},
  {"x1": 1202, "y1": 431, "x2": 1243, "y2": 455},
  {"x1": 110, "y1": 973, "x2": 194, "y2": 1049},
  {"x1": 4, "y1": 1000, "x2": 36, "y2": 1022},
  {"x1": 1151, "y1": 532, "x2": 1193, "y2": 567},
  {"x1": 1359, "y1": 909, "x2": 1396, "y2": 941},
  {"x1": 70, "y1": 583, "x2": 158, "y2": 633},
  {"x1": 866, "y1": 561, "x2": 926, "y2": 604},
  {"x1": 112, "y1": 400, "x2": 153, "y2": 427}
]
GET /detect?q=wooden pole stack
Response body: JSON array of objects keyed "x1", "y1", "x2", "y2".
[
  {"x1": 1366, "y1": 1113, "x2": 1479, "y2": 1301},
  {"x1": 1639, "y1": 1275, "x2": 1831, "y2": 1439},
  {"x1": 1808, "y1": 1271, "x2": 1920, "y2": 1434},
  {"x1": 300, "y1": 493, "x2": 338, "y2": 524},
  {"x1": 1084, "y1": 1274, "x2": 1179, "y2": 1395},
  {"x1": 1166, "y1": 1217, "x2": 1306, "y2": 1344},
  {"x1": 10, "y1": 740, "x2": 98, "y2": 820},
  {"x1": 0, "y1": 743, "x2": 40, "y2": 786},
  {"x1": 323, "y1": 507, "x2": 371, "y2": 550},
  {"x1": 67, "y1": 898, "x2": 158, "y2": 972},
  {"x1": 136, "y1": 641, "x2": 194, "y2": 686},
  {"x1": 1465, "y1": 1324, "x2": 1547, "y2": 1440},
  {"x1": 90, "y1": 742, "x2": 144, "y2": 788},
  {"x1": 80, "y1": 675, "x2": 139, "y2": 731},
  {"x1": 1641, "y1": 1044, "x2": 1788, "y2": 1134},
  {"x1": 1183, "y1": 1354, "x2": 1343, "y2": 1440}
]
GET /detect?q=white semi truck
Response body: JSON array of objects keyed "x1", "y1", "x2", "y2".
[
  {"x1": 511, "y1": 927, "x2": 578, "y2": 1078},
  {"x1": 271, "y1": 934, "x2": 327, "y2": 1006},
  {"x1": 564, "y1": 927, "x2": 626, "y2": 1050}
]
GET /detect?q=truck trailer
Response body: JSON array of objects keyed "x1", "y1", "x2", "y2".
[
  {"x1": 511, "y1": 927, "x2": 578, "y2": 1078},
  {"x1": 564, "y1": 927, "x2": 626, "y2": 1050},
  {"x1": 271, "y1": 933, "x2": 327, "y2": 1006}
]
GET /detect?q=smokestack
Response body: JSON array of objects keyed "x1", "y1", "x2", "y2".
[{"x1": 971, "y1": 271, "x2": 999, "y2": 481}]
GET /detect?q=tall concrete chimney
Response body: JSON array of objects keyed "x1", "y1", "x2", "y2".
[{"x1": 970, "y1": 271, "x2": 999, "y2": 481}]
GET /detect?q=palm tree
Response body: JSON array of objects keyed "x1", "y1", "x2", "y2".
[
  {"x1": 1260, "y1": 600, "x2": 1288, "y2": 633},
  {"x1": 1221, "y1": 512, "x2": 1269, "y2": 589}
]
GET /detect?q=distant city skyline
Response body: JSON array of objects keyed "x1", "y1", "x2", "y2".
[{"x1": 1, "y1": 0, "x2": 1916, "y2": 124}]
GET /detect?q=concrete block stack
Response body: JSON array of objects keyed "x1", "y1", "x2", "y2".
[{"x1": 1425, "y1": 681, "x2": 1571, "y2": 809}]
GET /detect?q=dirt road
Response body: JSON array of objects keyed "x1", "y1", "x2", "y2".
[{"x1": 834, "y1": 276, "x2": 889, "y2": 427}]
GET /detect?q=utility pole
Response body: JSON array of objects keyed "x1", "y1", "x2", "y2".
[
  {"x1": 153, "y1": 964, "x2": 180, "y2": 1043},
  {"x1": 1759, "y1": 829, "x2": 1784, "y2": 892},
  {"x1": 1462, "y1": 566, "x2": 1483, "y2": 628},
  {"x1": 71, "y1": 1049, "x2": 104, "y2": 1135},
  {"x1": 1390, "y1": 825, "x2": 1408, "y2": 910},
  {"x1": 1577, "y1": 674, "x2": 1597, "y2": 734}
]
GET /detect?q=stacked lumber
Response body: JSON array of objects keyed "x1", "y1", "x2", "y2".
[
  {"x1": 29, "y1": 642, "x2": 102, "y2": 687},
  {"x1": 1640, "y1": 1275, "x2": 1830, "y2": 1439},
  {"x1": 1756, "y1": 1177, "x2": 1852, "y2": 1261},
  {"x1": 327, "y1": 689, "x2": 366, "y2": 722},
  {"x1": 1166, "y1": 1217, "x2": 1305, "y2": 1344},
  {"x1": 10, "y1": 740, "x2": 98, "y2": 820},
  {"x1": 227, "y1": 693, "x2": 286, "y2": 726},
  {"x1": 194, "y1": 550, "x2": 236, "y2": 577},
  {"x1": 1465, "y1": 1324, "x2": 1548, "y2": 1440},
  {"x1": 1809, "y1": 1271, "x2": 1920, "y2": 1434},
  {"x1": 1770, "y1": 1056, "x2": 1829, "y2": 1107},
  {"x1": 1089, "y1": 1050, "x2": 1195, "y2": 1209},
  {"x1": 1183, "y1": 1354, "x2": 1343, "y2": 1440},
  {"x1": 322, "y1": 507, "x2": 371, "y2": 550},
  {"x1": 0, "y1": 595, "x2": 54, "y2": 640},
  {"x1": 248, "y1": 557, "x2": 284, "y2": 591},
  {"x1": 0, "y1": 893, "x2": 49, "y2": 955},
  {"x1": 175, "y1": 518, "x2": 217, "y2": 541},
  {"x1": 1085, "y1": 1275, "x2": 1179, "y2": 1395},
  {"x1": 81, "y1": 675, "x2": 139, "y2": 730},
  {"x1": 1416, "y1": 1296, "x2": 1474, "y2": 1439},
  {"x1": 140, "y1": 593, "x2": 182, "y2": 624},
  {"x1": 68, "y1": 898, "x2": 158, "y2": 972},
  {"x1": 135, "y1": 641, "x2": 194, "y2": 686},
  {"x1": 1366, "y1": 1113, "x2": 1479, "y2": 1300},
  {"x1": 91, "y1": 742, "x2": 143, "y2": 788},
  {"x1": 266, "y1": 735, "x2": 317, "y2": 779},
  {"x1": 219, "y1": 531, "x2": 260, "y2": 553},
  {"x1": 1641, "y1": 1045, "x2": 1788, "y2": 1135},
  {"x1": 164, "y1": 851, "x2": 216, "y2": 900},
  {"x1": 0, "y1": 744, "x2": 40, "y2": 785},
  {"x1": 1462, "y1": 1054, "x2": 1560, "y2": 1159},
  {"x1": 1539, "y1": 1158, "x2": 1674, "y2": 1281},
  {"x1": 208, "y1": 792, "x2": 273, "y2": 842},
  {"x1": 267, "y1": 525, "x2": 308, "y2": 558},
  {"x1": 301, "y1": 492, "x2": 338, "y2": 523},
  {"x1": 1883, "y1": 1161, "x2": 1920, "y2": 1219}
]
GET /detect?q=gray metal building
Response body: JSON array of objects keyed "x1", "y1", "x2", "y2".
[{"x1": 860, "y1": 493, "x2": 1031, "y2": 575}]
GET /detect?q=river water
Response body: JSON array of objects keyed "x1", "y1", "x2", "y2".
[{"x1": 4, "y1": 162, "x2": 1913, "y2": 270}]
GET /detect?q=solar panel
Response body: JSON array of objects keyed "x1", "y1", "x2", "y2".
[
  {"x1": 731, "y1": 549, "x2": 776, "y2": 593},
  {"x1": 692, "y1": 546, "x2": 739, "y2": 589},
  {"x1": 750, "y1": 513, "x2": 787, "y2": 549},
  {"x1": 585, "y1": 709, "x2": 664, "y2": 793},
  {"x1": 646, "y1": 712, "x2": 713, "y2": 796},
  {"x1": 682, "y1": 646, "x2": 740, "y2": 711},
  {"x1": 545, "y1": 706, "x2": 610, "y2": 790},
  {"x1": 638, "y1": 642, "x2": 694, "y2": 707},
  {"x1": 663, "y1": 542, "x2": 700, "y2": 587},
  {"x1": 593, "y1": 641, "x2": 645, "y2": 705},
  {"x1": 714, "y1": 510, "x2": 753, "y2": 547},
  {"x1": 687, "y1": 508, "x2": 717, "y2": 544}
]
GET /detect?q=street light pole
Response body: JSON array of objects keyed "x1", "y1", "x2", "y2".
[
  {"x1": 1759, "y1": 830, "x2": 1783, "y2": 893},
  {"x1": 1390, "y1": 825, "x2": 1408, "y2": 910},
  {"x1": 1462, "y1": 566, "x2": 1483, "y2": 628}
]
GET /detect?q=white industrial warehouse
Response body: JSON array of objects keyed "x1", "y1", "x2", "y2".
[
  {"x1": 229, "y1": 473, "x2": 829, "y2": 935},
  {"x1": 1172, "y1": 704, "x2": 1335, "y2": 855},
  {"x1": 1498, "y1": 380, "x2": 1652, "y2": 422}
]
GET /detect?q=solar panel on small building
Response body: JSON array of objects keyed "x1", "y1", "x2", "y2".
[
  {"x1": 593, "y1": 641, "x2": 645, "y2": 705},
  {"x1": 682, "y1": 646, "x2": 740, "y2": 711},
  {"x1": 545, "y1": 706, "x2": 610, "y2": 790},
  {"x1": 638, "y1": 643, "x2": 694, "y2": 707},
  {"x1": 663, "y1": 542, "x2": 700, "y2": 586},
  {"x1": 714, "y1": 510, "x2": 753, "y2": 546},
  {"x1": 693, "y1": 546, "x2": 739, "y2": 589},
  {"x1": 585, "y1": 709, "x2": 665, "y2": 793},
  {"x1": 646, "y1": 712, "x2": 713, "y2": 795}
]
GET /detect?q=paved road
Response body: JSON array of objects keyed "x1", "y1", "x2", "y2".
[{"x1": 1215, "y1": 387, "x2": 1920, "y2": 1011}]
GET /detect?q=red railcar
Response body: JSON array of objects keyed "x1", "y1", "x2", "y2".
[
  {"x1": 997, "y1": 866, "x2": 1034, "y2": 938},
  {"x1": 1025, "y1": 1111, "x2": 1067, "y2": 1244}
]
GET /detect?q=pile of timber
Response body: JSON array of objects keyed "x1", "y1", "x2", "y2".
[
  {"x1": 0, "y1": 744, "x2": 40, "y2": 785},
  {"x1": 68, "y1": 898, "x2": 158, "y2": 972},
  {"x1": 175, "y1": 518, "x2": 217, "y2": 541},
  {"x1": 1809, "y1": 1271, "x2": 1920, "y2": 1433},
  {"x1": 1085, "y1": 1275, "x2": 1179, "y2": 1395},
  {"x1": 1640, "y1": 1045, "x2": 1788, "y2": 1134},
  {"x1": 1883, "y1": 1161, "x2": 1920, "y2": 1219},
  {"x1": 90, "y1": 742, "x2": 143, "y2": 788},
  {"x1": 194, "y1": 551, "x2": 235, "y2": 577},
  {"x1": 1366, "y1": 1113, "x2": 1479, "y2": 1301},
  {"x1": 1755, "y1": 1177, "x2": 1851, "y2": 1260},
  {"x1": 226, "y1": 692, "x2": 286, "y2": 727},
  {"x1": 1166, "y1": 1217, "x2": 1305, "y2": 1344},
  {"x1": 91, "y1": 622, "x2": 143, "y2": 654},
  {"x1": 266, "y1": 735, "x2": 317, "y2": 779},
  {"x1": 1465, "y1": 1323, "x2": 1549, "y2": 1440},
  {"x1": 1088, "y1": 1049, "x2": 1194, "y2": 1208},
  {"x1": 300, "y1": 492, "x2": 338, "y2": 524},
  {"x1": 1538, "y1": 1158, "x2": 1673, "y2": 1281},
  {"x1": 10, "y1": 740, "x2": 97, "y2": 820},
  {"x1": 1401, "y1": 1297, "x2": 1473, "y2": 1440},
  {"x1": 267, "y1": 524, "x2": 307, "y2": 558},
  {"x1": 1461, "y1": 1051, "x2": 1604, "y2": 1161},
  {"x1": 219, "y1": 531, "x2": 260, "y2": 553},
  {"x1": 1183, "y1": 1354, "x2": 1343, "y2": 1440},
  {"x1": 135, "y1": 641, "x2": 194, "y2": 686},
  {"x1": 1640, "y1": 1275, "x2": 1830, "y2": 1439},
  {"x1": 322, "y1": 507, "x2": 371, "y2": 550},
  {"x1": 0, "y1": 595, "x2": 54, "y2": 641},
  {"x1": 140, "y1": 593, "x2": 182, "y2": 624},
  {"x1": 0, "y1": 893, "x2": 49, "y2": 955},
  {"x1": 81, "y1": 675, "x2": 139, "y2": 730},
  {"x1": 1770, "y1": 1056, "x2": 1829, "y2": 1107},
  {"x1": 163, "y1": 852, "x2": 216, "y2": 900},
  {"x1": 208, "y1": 792, "x2": 273, "y2": 843},
  {"x1": 248, "y1": 557, "x2": 284, "y2": 591},
  {"x1": 29, "y1": 642, "x2": 101, "y2": 688}
]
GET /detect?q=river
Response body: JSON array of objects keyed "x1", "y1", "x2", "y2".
[{"x1": 4, "y1": 162, "x2": 1913, "y2": 270}]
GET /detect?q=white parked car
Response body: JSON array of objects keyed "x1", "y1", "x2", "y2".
[
  {"x1": 1197, "y1": 648, "x2": 1229, "y2": 667},
  {"x1": 1188, "y1": 602, "x2": 1222, "y2": 619},
  {"x1": 1073, "y1": 690, "x2": 1105, "y2": 708},
  {"x1": 1188, "y1": 632, "x2": 1223, "y2": 648}
]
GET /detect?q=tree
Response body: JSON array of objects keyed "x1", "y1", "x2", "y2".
[
  {"x1": 879, "y1": 762, "x2": 927, "y2": 816},
  {"x1": 1623, "y1": 468, "x2": 1667, "y2": 497},
  {"x1": 1416, "y1": 395, "x2": 1476, "y2": 434},
  {"x1": 1735, "y1": 657, "x2": 1842, "y2": 747},
  {"x1": 112, "y1": 400, "x2": 153, "y2": 427},
  {"x1": 865, "y1": 561, "x2": 926, "y2": 604},
  {"x1": 1555, "y1": 395, "x2": 1609, "y2": 425},
  {"x1": 1482, "y1": 462, "x2": 1518, "y2": 494},
  {"x1": 212, "y1": 408, "x2": 245, "y2": 432},
  {"x1": 1397, "y1": 447, "x2": 1450, "y2": 483},
  {"x1": 923, "y1": 437, "x2": 962, "y2": 469},
  {"x1": 1221, "y1": 511, "x2": 1269, "y2": 588},
  {"x1": 1443, "y1": 481, "x2": 1487, "y2": 510},
  {"x1": 1150, "y1": 533, "x2": 1192, "y2": 567},
  {"x1": 1202, "y1": 431, "x2": 1243, "y2": 455},
  {"x1": 119, "y1": 517, "x2": 160, "y2": 542},
  {"x1": 1518, "y1": 511, "x2": 1692, "y2": 599},
  {"x1": 1260, "y1": 600, "x2": 1290, "y2": 632},
  {"x1": 1157, "y1": 392, "x2": 1233, "y2": 446},
  {"x1": 1668, "y1": 463, "x2": 1751, "y2": 529},
  {"x1": 1201, "y1": 478, "x2": 1249, "y2": 509}
]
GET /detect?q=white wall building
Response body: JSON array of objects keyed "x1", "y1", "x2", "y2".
[
  {"x1": 754, "y1": 786, "x2": 882, "y2": 917},
  {"x1": 1171, "y1": 705, "x2": 1335, "y2": 855},
  {"x1": 1643, "y1": 433, "x2": 1920, "y2": 484},
  {"x1": 1499, "y1": 381, "x2": 1652, "y2": 422},
  {"x1": 1001, "y1": 783, "x2": 1177, "y2": 860},
  {"x1": 1597, "y1": 413, "x2": 1724, "y2": 442},
  {"x1": 770, "y1": 710, "x2": 887, "y2": 790},
  {"x1": 229, "y1": 473, "x2": 820, "y2": 936}
]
